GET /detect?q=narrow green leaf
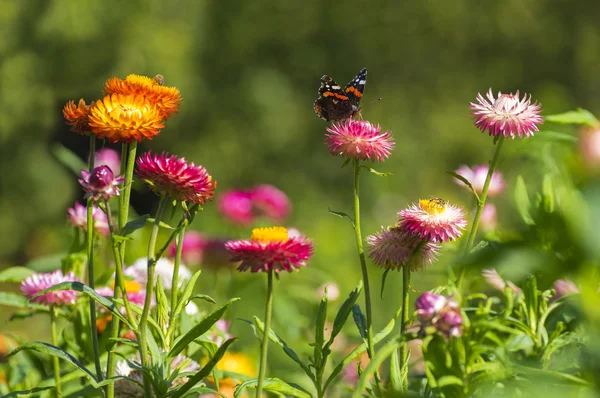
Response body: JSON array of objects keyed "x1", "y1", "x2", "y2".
[
  {"x1": 0, "y1": 267, "x2": 34, "y2": 283},
  {"x1": 0, "y1": 292, "x2": 49, "y2": 312},
  {"x1": 51, "y1": 143, "x2": 87, "y2": 175},
  {"x1": 447, "y1": 172, "x2": 480, "y2": 202},
  {"x1": 3, "y1": 386, "x2": 57, "y2": 397},
  {"x1": 188, "y1": 294, "x2": 216, "y2": 304},
  {"x1": 328, "y1": 281, "x2": 363, "y2": 346},
  {"x1": 437, "y1": 375, "x2": 464, "y2": 387},
  {"x1": 173, "y1": 271, "x2": 203, "y2": 317},
  {"x1": 156, "y1": 278, "x2": 170, "y2": 334},
  {"x1": 146, "y1": 218, "x2": 175, "y2": 230},
  {"x1": 8, "y1": 342, "x2": 98, "y2": 382},
  {"x1": 352, "y1": 305, "x2": 368, "y2": 339},
  {"x1": 168, "y1": 338, "x2": 237, "y2": 398},
  {"x1": 168, "y1": 298, "x2": 239, "y2": 359},
  {"x1": 545, "y1": 109, "x2": 599, "y2": 127},
  {"x1": 535, "y1": 130, "x2": 578, "y2": 143},
  {"x1": 363, "y1": 166, "x2": 392, "y2": 177},
  {"x1": 352, "y1": 338, "x2": 403, "y2": 398},
  {"x1": 106, "y1": 337, "x2": 138, "y2": 351},
  {"x1": 389, "y1": 350, "x2": 402, "y2": 392},
  {"x1": 112, "y1": 298, "x2": 165, "y2": 343},
  {"x1": 180, "y1": 387, "x2": 226, "y2": 397},
  {"x1": 119, "y1": 214, "x2": 150, "y2": 236},
  {"x1": 314, "y1": 286, "x2": 328, "y2": 367},
  {"x1": 234, "y1": 377, "x2": 312, "y2": 398},
  {"x1": 380, "y1": 268, "x2": 391, "y2": 299},
  {"x1": 328, "y1": 208, "x2": 355, "y2": 228},
  {"x1": 514, "y1": 175, "x2": 535, "y2": 225},
  {"x1": 542, "y1": 174, "x2": 555, "y2": 213}
]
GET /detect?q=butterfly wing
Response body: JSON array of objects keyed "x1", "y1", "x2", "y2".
[
  {"x1": 344, "y1": 67, "x2": 367, "y2": 108},
  {"x1": 313, "y1": 75, "x2": 355, "y2": 121}
]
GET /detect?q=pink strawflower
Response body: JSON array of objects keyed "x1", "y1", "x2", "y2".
[
  {"x1": 398, "y1": 198, "x2": 467, "y2": 243},
  {"x1": 415, "y1": 292, "x2": 462, "y2": 338},
  {"x1": 79, "y1": 165, "x2": 125, "y2": 201},
  {"x1": 168, "y1": 231, "x2": 209, "y2": 265},
  {"x1": 325, "y1": 119, "x2": 394, "y2": 162},
  {"x1": 67, "y1": 202, "x2": 110, "y2": 236},
  {"x1": 454, "y1": 165, "x2": 505, "y2": 197},
  {"x1": 580, "y1": 126, "x2": 600, "y2": 168},
  {"x1": 218, "y1": 190, "x2": 254, "y2": 225},
  {"x1": 21, "y1": 270, "x2": 80, "y2": 306},
  {"x1": 482, "y1": 268, "x2": 521, "y2": 294},
  {"x1": 470, "y1": 88, "x2": 543, "y2": 139},
  {"x1": 136, "y1": 151, "x2": 216, "y2": 205},
  {"x1": 552, "y1": 279, "x2": 579, "y2": 301},
  {"x1": 96, "y1": 286, "x2": 150, "y2": 308},
  {"x1": 249, "y1": 184, "x2": 291, "y2": 222},
  {"x1": 480, "y1": 204, "x2": 497, "y2": 231},
  {"x1": 367, "y1": 227, "x2": 440, "y2": 271},
  {"x1": 93, "y1": 148, "x2": 121, "y2": 174},
  {"x1": 225, "y1": 226, "x2": 313, "y2": 273}
]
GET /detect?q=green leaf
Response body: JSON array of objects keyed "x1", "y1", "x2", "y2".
[
  {"x1": 447, "y1": 172, "x2": 480, "y2": 202},
  {"x1": 328, "y1": 208, "x2": 355, "y2": 228},
  {"x1": 188, "y1": 294, "x2": 216, "y2": 304},
  {"x1": 119, "y1": 215, "x2": 150, "y2": 236},
  {"x1": 314, "y1": 286, "x2": 328, "y2": 367},
  {"x1": 2, "y1": 386, "x2": 57, "y2": 397},
  {"x1": 352, "y1": 338, "x2": 404, "y2": 398},
  {"x1": 173, "y1": 271, "x2": 202, "y2": 318},
  {"x1": 352, "y1": 305, "x2": 368, "y2": 339},
  {"x1": 437, "y1": 375, "x2": 464, "y2": 387},
  {"x1": 26, "y1": 253, "x2": 65, "y2": 272},
  {"x1": 234, "y1": 377, "x2": 313, "y2": 398},
  {"x1": 514, "y1": 175, "x2": 535, "y2": 225},
  {"x1": 545, "y1": 109, "x2": 599, "y2": 127},
  {"x1": 327, "y1": 281, "x2": 363, "y2": 346},
  {"x1": 179, "y1": 387, "x2": 226, "y2": 398},
  {"x1": 168, "y1": 338, "x2": 237, "y2": 398},
  {"x1": 112, "y1": 298, "x2": 165, "y2": 343},
  {"x1": 535, "y1": 130, "x2": 578, "y2": 144},
  {"x1": 146, "y1": 218, "x2": 175, "y2": 230},
  {"x1": 542, "y1": 174, "x2": 555, "y2": 213},
  {"x1": 156, "y1": 278, "x2": 170, "y2": 334},
  {"x1": 389, "y1": 350, "x2": 402, "y2": 393},
  {"x1": 0, "y1": 267, "x2": 34, "y2": 283},
  {"x1": 0, "y1": 292, "x2": 49, "y2": 312},
  {"x1": 362, "y1": 166, "x2": 392, "y2": 177},
  {"x1": 8, "y1": 342, "x2": 98, "y2": 382},
  {"x1": 380, "y1": 268, "x2": 391, "y2": 299},
  {"x1": 105, "y1": 337, "x2": 138, "y2": 351},
  {"x1": 168, "y1": 298, "x2": 239, "y2": 359}
]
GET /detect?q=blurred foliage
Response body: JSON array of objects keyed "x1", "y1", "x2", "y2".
[{"x1": 1, "y1": 0, "x2": 600, "y2": 396}]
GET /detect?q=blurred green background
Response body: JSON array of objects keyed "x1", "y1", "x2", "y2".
[{"x1": 1, "y1": 0, "x2": 600, "y2": 392}]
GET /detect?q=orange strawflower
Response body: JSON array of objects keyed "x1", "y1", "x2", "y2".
[
  {"x1": 88, "y1": 94, "x2": 165, "y2": 143},
  {"x1": 63, "y1": 98, "x2": 92, "y2": 134},
  {"x1": 104, "y1": 74, "x2": 182, "y2": 119}
]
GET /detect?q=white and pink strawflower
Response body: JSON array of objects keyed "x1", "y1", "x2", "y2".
[
  {"x1": 470, "y1": 88, "x2": 543, "y2": 139},
  {"x1": 67, "y1": 202, "x2": 110, "y2": 236},
  {"x1": 367, "y1": 227, "x2": 440, "y2": 271},
  {"x1": 21, "y1": 270, "x2": 80, "y2": 306},
  {"x1": 326, "y1": 119, "x2": 394, "y2": 162},
  {"x1": 398, "y1": 198, "x2": 467, "y2": 243},
  {"x1": 225, "y1": 226, "x2": 313, "y2": 273},
  {"x1": 136, "y1": 151, "x2": 216, "y2": 205},
  {"x1": 454, "y1": 165, "x2": 505, "y2": 197}
]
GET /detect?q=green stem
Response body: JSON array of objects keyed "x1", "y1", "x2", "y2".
[
  {"x1": 169, "y1": 226, "x2": 186, "y2": 345},
  {"x1": 139, "y1": 196, "x2": 169, "y2": 398},
  {"x1": 50, "y1": 306, "x2": 62, "y2": 397},
  {"x1": 256, "y1": 269, "x2": 274, "y2": 398},
  {"x1": 107, "y1": 141, "x2": 137, "y2": 398},
  {"x1": 399, "y1": 265, "x2": 411, "y2": 391},
  {"x1": 352, "y1": 158, "x2": 383, "y2": 393},
  {"x1": 457, "y1": 138, "x2": 504, "y2": 288}
]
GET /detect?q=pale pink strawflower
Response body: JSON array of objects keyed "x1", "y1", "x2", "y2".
[
  {"x1": 136, "y1": 151, "x2": 216, "y2": 205},
  {"x1": 470, "y1": 88, "x2": 543, "y2": 139},
  {"x1": 317, "y1": 283, "x2": 340, "y2": 301},
  {"x1": 79, "y1": 165, "x2": 125, "y2": 201},
  {"x1": 367, "y1": 227, "x2": 440, "y2": 271},
  {"x1": 218, "y1": 190, "x2": 254, "y2": 225},
  {"x1": 398, "y1": 198, "x2": 467, "y2": 243},
  {"x1": 250, "y1": 184, "x2": 291, "y2": 222},
  {"x1": 93, "y1": 148, "x2": 121, "y2": 174},
  {"x1": 67, "y1": 202, "x2": 110, "y2": 236},
  {"x1": 326, "y1": 119, "x2": 394, "y2": 162},
  {"x1": 454, "y1": 165, "x2": 505, "y2": 197},
  {"x1": 225, "y1": 226, "x2": 313, "y2": 273},
  {"x1": 482, "y1": 268, "x2": 521, "y2": 294},
  {"x1": 21, "y1": 270, "x2": 80, "y2": 306},
  {"x1": 580, "y1": 127, "x2": 600, "y2": 168},
  {"x1": 552, "y1": 279, "x2": 579, "y2": 301},
  {"x1": 480, "y1": 204, "x2": 497, "y2": 231},
  {"x1": 168, "y1": 231, "x2": 209, "y2": 265}
]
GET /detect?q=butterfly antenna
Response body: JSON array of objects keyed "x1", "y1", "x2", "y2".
[{"x1": 369, "y1": 97, "x2": 382, "y2": 105}]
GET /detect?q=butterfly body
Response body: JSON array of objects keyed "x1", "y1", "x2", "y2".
[{"x1": 313, "y1": 68, "x2": 367, "y2": 121}]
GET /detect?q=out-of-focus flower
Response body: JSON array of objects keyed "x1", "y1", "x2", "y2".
[
  {"x1": 63, "y1": 98, "x2": 92, "y2": 134},
  {"x1": 552, "y1": 279, "x2": 580, "y2": 301},
  {"x1": 326, "y1": 119, "x2": 394, "y2": 162},
  {"x1": 104, "y1": 74, "x2": 182, "y2": 120},
  {"x1": 214, "y1": 352, "x2": 256, "y2": 394},
  {"x1": 21, "y1": 270, "x2": 80, "y2": 306},
  {"x1": 67, "y1": 202, "x2": 110, "y2": 236},
  {"x1": 207, "y1": 320, "x2": 233, "y2": 347},
  {"x1": 480, "y1": 204, "x2": 497, "y2": 231},
  {"x1": 249, "y1": 184, "x2": 291, "y2": 222},
  {"x1": 482, "y1": 268, "x2": 521, "y2": 294},
  {"x1": 398, "y1": 198, "x2": 467, "y2": 243},
  {"x1": 367, "y1": 227, "x2": 440, "y2": 271},
  {"x1": 470, "y1": 88, "x2": 543, "y2": 139},
  {"x1": 218, "y1": 190, "x2": 254, "y2": 225},
  {"x1": 170, "y1": 354, "x2": 201, "y2": 387},
  {"x1": 169, "y1": 231, "x2": 208, "y2": 265},
  {"x1": 0, "y1": 334, "x2": 18, "y2": 363},
  {"x1": 88, "y1": 94, "x2": 164, "y2": 143},
  {"x1": 342, "y1": 351, "x2": 370, "y2": 387},
  {"x1": 136, "y1": 151, "x2": 216, "y2": 205},
  {"x1": 580, "y1": 126, "x2": 600, "y2": 168},
  {"x1": 94, "y1": 148, "x2": 121, "y2": 174},
  {"x1": 415, "y1": 292, "x2": 462, "y2": 338},
  {"x1": 79, "y1": 166, "x2": 125, "y2": 201},
  {"x1": 454, "y1": 165, "x2": 505, "y2": 197},
  {"x1": 114, "y1": 359, "x2": 144, "y2": 398},
  {"x1": 317, "y1": 283, "x2": 340, "y2": 301},
  {"x1": 225, "y1": 226, "x2": 313, "y2": 273},
  {"x1": 125, "y1": 257, "x2": 192, "y2": 290},
  {"x1": 96, "y1": 279, "x2": 151, "y2": 308}
]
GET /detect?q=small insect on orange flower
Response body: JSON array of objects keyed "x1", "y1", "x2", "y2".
[
  {"x1": 104, "y1": 74, "x2": 182, "y2": 119},
  {"x1": 63, "y1": 98, "x2": 92, "y2": 134},
  {"x1": 88, "y1": 94, "x2": 165, "y2": 143}
]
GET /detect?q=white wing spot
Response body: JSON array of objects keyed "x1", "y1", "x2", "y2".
[{"x1": 358, "y1": 80, "x2": 366, "y2": 85}]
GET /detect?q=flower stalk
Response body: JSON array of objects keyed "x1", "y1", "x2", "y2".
[
  {"x1": 256, "y1": 269, "x2": 274, "y2": 398},
  {"x1": 50, "y1": 306, "x2": 62, "y2": 397}
]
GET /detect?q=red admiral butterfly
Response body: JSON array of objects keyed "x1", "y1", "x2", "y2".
[{"x1": 313, "y1": 68, "x2": 367, "y2": 121}]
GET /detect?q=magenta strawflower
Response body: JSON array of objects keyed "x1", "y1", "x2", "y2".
[
  {"x1": 168, "y1": 231, "x2": 208, "y2": 265},
  {"x1": 218, "y1": 190, "x2": 254, "y2": 225},
  {"x1": 225, "y1": 226, "x2": 313, "y2": 273},
  {"x1": 93, "y1": 148, "x2": 121, "y2": 173},
  {"x1": 367, "y1": 227, "x2": 440, "y2": 271},
  {"x1": 398, "y1": 198, "x2": 467, "y2": 243},
  {"x1": 67, "y1": 202, "x2": 110, "y2": 236},
  {"x1": 415, "y1": 292, "x2": 462, "y2": 338},
  {"x1": 470, "y1": 88, "x2": 543, "y2": 139},
  {"x1": 250, "y1": 184, "x2": 291, "y2": 222},
  {"x1": 79, "y1": 165, "x2": 125, "y2": 200},
  {"x1": 454, "y1": 165, "x2": 505, "y2": 197},
  {"x1": 136, "y1": 151, "x2": 216, "y2": 205},
  {"x1": 21, "y1": 270, "x2": 80, "y2": 306},
  {"x1": 325, "y1": 119, "x2": 394, "y2": 162}
]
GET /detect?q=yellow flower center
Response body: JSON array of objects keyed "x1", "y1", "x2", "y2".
[
  {"x1": 251, "y1": 226, "x2": 289, "y2": 243},
  {"x1": 110, "y1": 280, "x2": 142, "y2": 293},
  {"x1": 419, "y1": 198, "x2": 447, "y2": 215}
]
